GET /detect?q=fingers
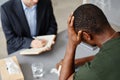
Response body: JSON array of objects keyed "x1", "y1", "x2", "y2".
[
  {"x1": 46, "y1": 47, "x2": 52, "y2": 51},
  {"x1": 77, "y1": 30, "x2": 82, "y2": 38},
  {"x1": 41, "y1": 39, "x2": 47, "y2": 44},
  {"x1": 56, "y1": 63, "x2": 59, "y2": 70},
  {"x1": 31, "y1": 39, "x2": 47, "y2": 48},
  {"x1": 38, "y1": 39, "x2": 47, "y2": 47},
  {"x1": 67, "y1": 12, "x2": 74, "y2": 27},
  {"x1": 67, "y1": 13, "x2": 72, "y2": 24},
  {"x1": 56, "y1": 59, "x2": 63, "y2": 70},
  {"x1": 70, "y1": 16, "x2": 74, "y2": 27},
  {"x1": 77, "y1": 30, "x2": 82, "y2": 42},
  {"x1": 52, "y1": 41, "x2": 55, "y2": 45}
]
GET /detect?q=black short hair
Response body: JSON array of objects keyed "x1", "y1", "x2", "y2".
[{"x1": 73, "y1": 4, "x2": 110, "y2": 34}]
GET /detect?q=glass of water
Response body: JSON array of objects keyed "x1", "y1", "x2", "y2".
[{"x1": 31, "y1": 63, "x2": 44, "y2": 79}]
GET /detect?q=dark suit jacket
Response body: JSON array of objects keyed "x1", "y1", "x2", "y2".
[{"x1": 1, "y1": 0, "x2": 57, "y2": 54}]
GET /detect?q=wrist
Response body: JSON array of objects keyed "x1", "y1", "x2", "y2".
[
  {"x1": 68, "y1": 41, "x2": 78, "y2": 49},
  {"x1": 66, "y1": 41, "x2": 77, "y2": 54}
]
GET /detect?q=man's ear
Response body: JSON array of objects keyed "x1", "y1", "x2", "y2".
[{"x1": 82, "y1": 32, "x2": 91, "y2": 41}]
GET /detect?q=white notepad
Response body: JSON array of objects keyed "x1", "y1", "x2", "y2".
[{"x1": 20, "y1": 35, "x2": 56, "y2": 55}]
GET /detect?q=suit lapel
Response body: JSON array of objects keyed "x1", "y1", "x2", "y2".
[{"x1": 13, "y1": 0, "x2": 31, "y2": 36}]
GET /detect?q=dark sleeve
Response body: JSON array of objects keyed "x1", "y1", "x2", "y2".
[
  {"x1": 74, "y1": 63, "x2": 99, "y2": 80},
  {"x1": 1, "y1": 6, "x2": 33, "y2": 54},
  {"x1": 46, "y1": 0, "x2": 57, "y2": 35}
]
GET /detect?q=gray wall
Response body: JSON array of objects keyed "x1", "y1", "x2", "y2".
[
  {"x1": 0, "y1": 0, "x2": 8, "y2": 7},
  {"x1": 0, "y1": 0, "x2": 8, "y2": 26},
  {"x1": 89, "y1": 0, "x2": 120, "y2": 26}
]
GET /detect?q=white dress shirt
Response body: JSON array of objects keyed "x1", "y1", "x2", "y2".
[{"x1": 21, "y1": 0, "x2": 37, "y2": 37}]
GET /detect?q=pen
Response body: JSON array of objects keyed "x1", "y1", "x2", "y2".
[{"x1": 33, "y1": 37, "x2": 41, "y2": 40}]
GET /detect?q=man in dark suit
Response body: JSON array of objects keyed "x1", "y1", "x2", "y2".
[{"x1": 1, "y1": 0, "x2": 57, "y2": 54}]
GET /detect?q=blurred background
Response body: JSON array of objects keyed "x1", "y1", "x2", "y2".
[{"x1": 0, "y1": 0, "x2": 120, "y2": 58}]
